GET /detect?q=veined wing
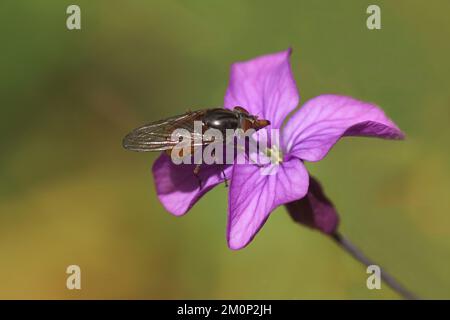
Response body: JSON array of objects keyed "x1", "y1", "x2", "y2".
[{"x1": 122, "y1": 110, "x2": 210, "y2": 152}]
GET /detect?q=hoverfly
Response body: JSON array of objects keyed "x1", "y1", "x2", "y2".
[{"x1": 122, "y1": 107, "x2": 270, "y2": 187}]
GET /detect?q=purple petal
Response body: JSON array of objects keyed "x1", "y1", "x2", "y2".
[
  {"x1": 286, "y1": 176, "x2": 339, "y2": 234},
  {"x1": 227, "y1": 159, "x2": 309, "y2": 250},
  {"x1": 224, "y1": 48, "x2": 299, "y2": 129},
  {"x1": 152, "y1": 153, "x2": 231, "y2": 216},
  {"x1": 282, "y1": 95, "x2": 405, "y2": 162}
]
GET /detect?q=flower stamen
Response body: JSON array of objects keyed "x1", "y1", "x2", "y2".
[{"x1": 265, "y1": 144, "x2": 283, "y2": 164}]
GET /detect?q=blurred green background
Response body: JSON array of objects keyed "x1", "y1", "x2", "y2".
[{"x1": 0, "y1": 0, "x2": 449, "y2": 299}]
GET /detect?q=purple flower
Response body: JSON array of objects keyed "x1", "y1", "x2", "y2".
[{"x1": 153, "y1": 49, "x2": 404, "y2": 250}]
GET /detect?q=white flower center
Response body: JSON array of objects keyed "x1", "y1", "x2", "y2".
[{"x1": 265, "y1": 144, "x2": 283, "y2": 164}]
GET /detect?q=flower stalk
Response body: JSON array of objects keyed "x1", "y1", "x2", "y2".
[{"x1": 330, "y1": 232, "x2": 418, "y2": 300}]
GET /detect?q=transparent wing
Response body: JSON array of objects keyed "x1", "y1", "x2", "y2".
[{"x1": 122, "y1": 110, "x2": 210, "y2": 152}]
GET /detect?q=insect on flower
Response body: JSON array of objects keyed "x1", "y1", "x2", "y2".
[
  {"x1": 122, "y1": 107, "x2": 270, "y2": 185},
  {"x1": 148, "y1": 48, "x2": 405, "y2": 250}
]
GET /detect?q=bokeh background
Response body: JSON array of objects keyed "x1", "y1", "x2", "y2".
[{"x1": 0, "y1": 0, "x2": 449, "y2": 299}]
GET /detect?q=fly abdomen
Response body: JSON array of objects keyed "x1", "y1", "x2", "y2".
[{"x1": 202, "y1": 109, "x2": 240, "y2": 132}]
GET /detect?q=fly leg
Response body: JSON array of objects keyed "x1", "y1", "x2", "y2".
[
  {"x1": 222, "y1": 166, "x2": 229, "y2": 187},
  {"x1": 193, "y1": 164, "x2": 202, "y2": 189},
  {"x1": 209, "y1": 147, "x2": 228, "y2": 187}
]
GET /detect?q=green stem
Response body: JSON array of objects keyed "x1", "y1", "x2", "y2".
[{"x1": 331, "y1": 232, "x2": 418, "y2": 300}]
